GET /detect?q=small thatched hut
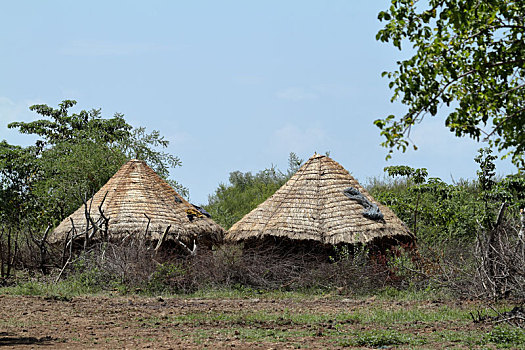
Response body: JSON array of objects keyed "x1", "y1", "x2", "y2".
[
  {"x1": 226, "y1": 153, "x2": 413, "y2": 251},
  {"x1": 49, "y1": 159, "x2": 224, "y2": 251}
]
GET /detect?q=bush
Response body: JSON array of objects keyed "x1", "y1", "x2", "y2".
[
  {"x1": 485, "y1": 326, "x2": 525, "y2": 347},
  {"x1": 147, "y1": 262, "x2": 190, "y2": 294},
  {"x1": 36, "y1": 240, "x2": 426, "y2": 297}
]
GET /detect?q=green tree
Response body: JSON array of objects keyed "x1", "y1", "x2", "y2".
[
  {"x1": 369, "y1": 166, "x2": 482, "y2": 245},
  {"x1": 375, "y1": 1, "x2": 525, "y2": 165},
  {"x1": 383, "y1": 165, "x2": 428, "y2": 236},
  {"x1": 0, "y1": 142, "x2": 39, "y2": 226},
  {"x1": 2, "y1": 100, "x2": 185, "y2": 228},
  {"x1": 205, "y1": 153, "x2": 303, "y2": 229}
]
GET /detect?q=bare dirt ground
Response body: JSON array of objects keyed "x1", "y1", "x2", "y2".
[{"x1": 0, "y1": 294, "x2": 490, "y2": 349}]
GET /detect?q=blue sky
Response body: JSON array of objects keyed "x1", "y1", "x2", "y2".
[{"x1": 0, "y1": 1, "x2": 516, "y2": 204}]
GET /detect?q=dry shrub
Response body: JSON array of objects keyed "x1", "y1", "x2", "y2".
[
  {"x1": 2, "y1": 225, "x2": 427, "y2": 296},
  {"x1": 474, "y1": 221, "x2": 525, "y2": 299},
  {"x1": 54, "y1": 237, "x2": 159, "y2": 292},
  {"x1": 1, "y1": 225, "x2": 63, "y2": 284},
  {"x1": 402, "y1": 218, "x2": 525, "y2": 301},
  {"x1": 50, "y1": 238, "x2": 421, "y2": 295},
  {"x1": 142, "y1": 243, "x2": 419, "y2": 295},
  {"x1": 137, "y1": 244, "x2": 316, "y2": 294}
]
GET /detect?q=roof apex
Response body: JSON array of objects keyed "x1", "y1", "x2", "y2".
[
  {"x1": 50, "y1": 159, "x2": 224, "y2": 245},
  {"x1": 227, "y1": 155, "x2": 412, "y2": 245}
]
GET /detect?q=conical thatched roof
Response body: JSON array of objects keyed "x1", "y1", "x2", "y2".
[
  {"x1": 49, "y1": 159, "x2": 224, "y2": 247},
  {"x1": 227, "y1": 154, "x2": 412, "y2": 246}
]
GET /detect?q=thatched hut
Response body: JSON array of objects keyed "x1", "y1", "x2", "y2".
[
  {"x1": 226, "y1": 153, "x2": 413, "y2": 252},
  {"x1": 49, "y1": 159, "x2": 224, "y2": 252}
]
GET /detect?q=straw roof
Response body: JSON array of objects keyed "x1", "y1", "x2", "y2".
[
  {"x1": 49, "y1": 159, "x2": 224, "y2": 247},
  {"x1": 227, "y1": 154, "x2": 413, "y2": 246}
]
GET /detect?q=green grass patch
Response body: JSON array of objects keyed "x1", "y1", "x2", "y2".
[
  {"x1": 138, "y1": 302, "x2": 475, "y2": 330},
  {"x1": 484, "y1": 326, "x2": 525, "y2": 347},
  {"x1": 137, "y1": 303, "x2": 511, "y2": 348},
  {"x1": 0, "y1": 279, "x2": 106, "y2": 298},
  {"x1": 427, "y1": 329, "x2": 487, "y2": 347},
  {"x1": 142, "y1": 309, "x2": 355, "y2": 327},
  {"x1": 340, "y1": 329, "x2": 411, "y2": 347},
  {"x1": 374, "y1": 284, "x2": 452, "y2": 301},
  {"x1": 186, "y1": 286, "x2": 328, "y2": 300}
]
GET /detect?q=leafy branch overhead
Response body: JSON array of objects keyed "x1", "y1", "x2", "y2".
[{"x1": 375, "y1": 0, "x2": 525, "y2": 165}]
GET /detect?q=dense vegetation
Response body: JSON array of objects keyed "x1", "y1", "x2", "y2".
[
  {"x1": 205, "y1": 152, "x2": 303, "y2": 229},
  {"x1": 369, "y1": 152, "x2": 525, "y2": 247}
]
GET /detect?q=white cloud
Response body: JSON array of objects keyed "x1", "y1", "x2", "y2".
[
  {"x1": 168, "y1": 130, "x2": 193, "y2": 147},
  {"x1": 0, "y1": 97, "x2": 40, "y2": 124},
  {"x1": 0, "y1": 97, "x2": 44, "y2": 144},
  {"x1": 270, "y1": 123, "x2": 329, "y2": 154},
  {"x1": 60, "y1": 40, "x2": 173, "y2": 56},
  {"x1": 409, "y1": 117, "x2": 478, "y2": 152},
  {"x1": 276, "y1": 84, "x2": 355, "y2": 101},
  {"x1": 233, "y1": 75, "x2": 265, "y2": 85},
  {"x1": 311, "y1": 83, "x2": 356, "y2": 98},
  {"x1": 276, "y1": 87, "x2": 319, "y2": 101},
  {"x1": 387, "y1": 116, "x2": 517, "y2": 181},
  {"x1": 0, "y1": 97, "x2": 16, "y2": 122}
]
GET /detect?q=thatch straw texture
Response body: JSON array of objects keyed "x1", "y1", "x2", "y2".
[
  {"x1": 49, "y1": 159, "x2": 224, "y2": 246},
  {"x1": 227, "y1": 154, "x2": 412, "y2": 246}
]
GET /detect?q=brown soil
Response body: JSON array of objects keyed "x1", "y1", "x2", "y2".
[{"x1": 0, "y1": 294, "x2": 488, "y2": 349}]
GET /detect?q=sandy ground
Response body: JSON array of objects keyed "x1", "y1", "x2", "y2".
[{"x1": 0, "y1": 294, "x2": 485, "y2": 349}]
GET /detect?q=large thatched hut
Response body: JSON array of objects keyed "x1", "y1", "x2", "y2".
[
  {"x1": 226, "y1": 153, "x2": 413, "y2": 252},
  {"x1": 49, "y1": 159, "x2": 224, "y2": 251}
]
